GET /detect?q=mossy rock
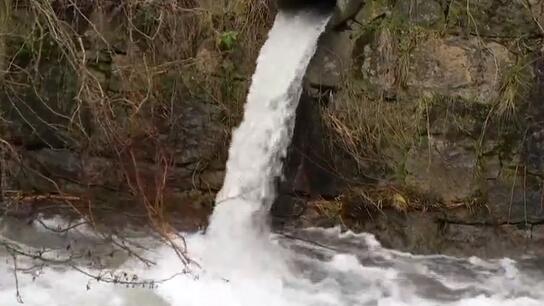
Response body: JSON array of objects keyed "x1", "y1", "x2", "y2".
[{"x1": 446, "y1": 0, "x2": 539, "y2": 37}]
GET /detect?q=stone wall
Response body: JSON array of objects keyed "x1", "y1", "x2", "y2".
[{"x1": 295, "y1": 0, "x2": 544, "y2": 257}]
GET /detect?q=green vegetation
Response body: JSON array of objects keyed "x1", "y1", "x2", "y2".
[{"x1": 218, "y1": 31, "x2": 239, "y2": 51}]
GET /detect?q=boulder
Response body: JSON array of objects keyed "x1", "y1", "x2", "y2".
[
  {"x1": 330, "y1": 0, "x2": 365, "y2": 26},
  {"x1": 306, "y1": 30, "x2": 354, "y2": 88}
]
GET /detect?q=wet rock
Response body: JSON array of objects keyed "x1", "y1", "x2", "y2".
[
  {"x1": 330, "y1": 0, "x2": 365, "y2": 27},
  {"x1": 402, "y1": 213, "x2": 443, "y2": 253},
  {"x1": 337, "y1": 207, "x2": 445, "y2": 255},
  {"x1": 277, "y1": 0, "x2": 337, "y2": 15},
  {"x1": 272, "y1": 93, "x2": 339, "y2": 223},
  {"x1": 306, "y1": 0, "x2": 368, "y2": 89},
  {"x1": 281, "y1": 93, "x2": 338, "y2": 196},
  {"x1": 8, "y1": 146, "x2": 213, "y2": 198},
  {"x1": 272, "y1": 195, "x2": 308, "y2": 227},
  {"x1": 294, "y1": 193, "x2": 544, "y2": 258},
  {"x1": 3, "y1": 0, "x2": 544, "y2": 260}
]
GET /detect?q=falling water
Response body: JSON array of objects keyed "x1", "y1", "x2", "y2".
[{"x1": 203, "y1": 9, "x2": 331, "y2": 276}]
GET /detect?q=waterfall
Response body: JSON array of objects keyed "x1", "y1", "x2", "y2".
[
  {"x1": 2, "y1": 3, "x2": 544, "y2": 306},
  {"x1": 205, "y1": 10, "x2": 331, "y2": 255},
  {"x1": 2, "y1": 8, "x2": 543, "y2": 305}
]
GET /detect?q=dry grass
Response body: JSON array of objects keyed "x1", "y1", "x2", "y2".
[
  {"x1": 324, "y1": 109, "x2": 425, "y2": 220},
  {"x1": 323, "y1": 76, "x2": 424, "y2": 175},
  {"x1": 340, "y1": 184, "x2": 441, "y2": 221},
  {"x1": 323, "y1": 15, "x2": 432, "y2": 179},
  {"x1": 0, "y1": 0, "x2": 275, "y2": 243},
  {"x1": 495, "y1": 58, "x2": 532, "y2": 119}
]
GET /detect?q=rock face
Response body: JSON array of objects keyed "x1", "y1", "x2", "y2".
[{"x1": 295, "y1": 0, "x2": 544, "y2": 257}]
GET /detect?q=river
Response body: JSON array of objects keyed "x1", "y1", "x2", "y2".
[{"x1": 0, "y1": 215, "x2": 543, "y2": 306}]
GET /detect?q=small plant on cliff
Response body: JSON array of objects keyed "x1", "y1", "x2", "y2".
[
  {"x1": 218, "y1": 31, "x2": 239, "y2": 51},
  {"x1": 496, "y1": 58, "x2": 532, "y2": 119}
]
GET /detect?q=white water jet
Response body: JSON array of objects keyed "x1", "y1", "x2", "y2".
[
  {"x1": 203, "y1": 10, "x2": 331, "y2": 277},
  {"x1": 209, "y1": 10, "x2": 331, "y2": 231}
]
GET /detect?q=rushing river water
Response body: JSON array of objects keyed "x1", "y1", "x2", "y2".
[{"x1": 0, "y1": 215, "x2": 543, "y2": 306}]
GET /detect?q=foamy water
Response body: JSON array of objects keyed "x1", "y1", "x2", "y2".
[
  {"x1": 1, "y1": 216, "x2": 543, "y2": 306},
  {"x1": 2, "y1": 8, "x2": 543, "y2": 306}
]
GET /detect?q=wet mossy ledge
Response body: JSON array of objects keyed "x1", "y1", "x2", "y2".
[{"x1": 1, "y1": 0, "x2": 544, "y2": 258}]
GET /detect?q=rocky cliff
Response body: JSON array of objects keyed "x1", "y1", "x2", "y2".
[
  {"x1": 1, "y1": 0, "x2": 543, "y2": 258},
  {"x1": 296, "y1": 0, "x2": 544, "y2": 258}
]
